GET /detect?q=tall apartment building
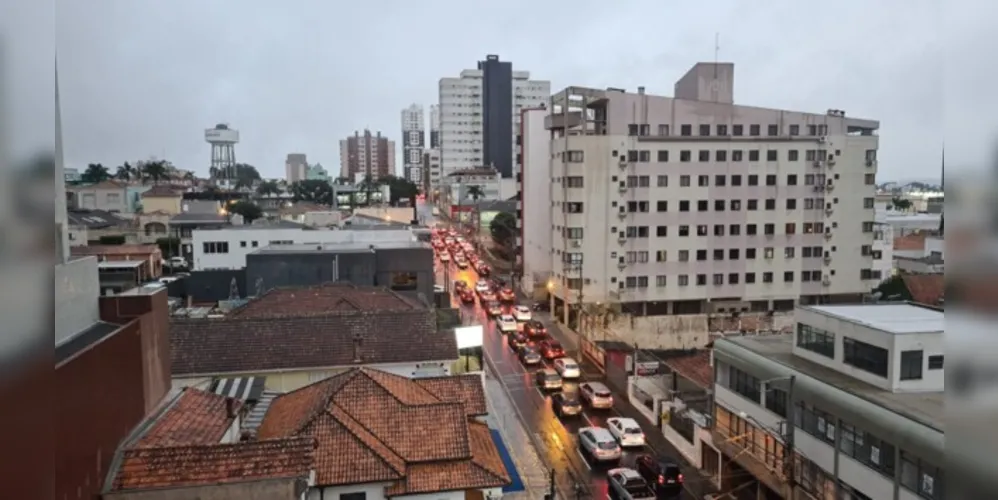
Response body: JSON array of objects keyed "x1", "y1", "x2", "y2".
[
  {"x1": 712, "y1": 303, "x2": 943, "y2": 500},
  {"x1": 285, "y1": 153, "x2": 308, "y2": 183},
  {"x1": 516, "y1": 106, "x2": 552, "y2": 294},
  {"x1": 541, "y1": 62, "x2": 881, "y2": 318},
  {"x1": 430, "y1": 104, "x2": 441, "y2": 148},
  {"x1": 339, "y1": 129, "x2": 395, "y2": 181},
  {"x1": 401, "y1": 104, "x2": 425, "y2": 185},
  {"x1": 437, "y1": 55, "x2": 549, "y2": 183},
  {"x1": 423, "y1": 148, "x2": 441, "y2": 196}
]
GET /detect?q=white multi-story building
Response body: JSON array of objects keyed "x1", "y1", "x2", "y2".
[
  {"x1": 437, "y1": 55, "x2": 549, "y2": 183},
  {"x1": 429, "y1": 104, "x2": 441, "y2": 149},
  {"x1": 542, "y1": 62, "x2": 881, "y2": 320},
  {"x1": 401, "y1": 104, "x2": 425, "y2": 184},
  {"x1": 871, "y1": 222, "x2": 894, "y2": 282},
  {"x1": 516, "y1": 106, "x2": 552, "y2": 295},
  {"x1": 191, "y1": 225, "x2": 415, "y2": 270},
  {"x1": 424, "y1": 148, "x2": 442, "y2": 195},
  {"x1": 712, "y1": 303, "x2": 943, "y2": 500}
]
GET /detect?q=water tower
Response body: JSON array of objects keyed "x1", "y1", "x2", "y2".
[{"x1": 205, "y1": 123, "x2": 239, "y2": 180}]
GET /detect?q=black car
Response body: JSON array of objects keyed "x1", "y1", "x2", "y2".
[
  {"x1": 551, "y1": 392, "x2": 583, "y2": 417},
  {"x1": 635, "y1": 455, "x2": 683, "y2": 498}
]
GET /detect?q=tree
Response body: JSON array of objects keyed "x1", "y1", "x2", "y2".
[
  {"x1": 81, "y1": 163, "x2": 111, "y2": 183},
  {"x1": 115, "y1": 161, "x2": 137, "y2": 181},
  {"x1": 359, "y1": 175, "x2": 381, "y2": 204},
  {"x1": 289, "y1": 179, "x2": 333, "y2": 205},
  {"x1": 256, "y1": 180, "x2": 281, "y2": 196},
  {"x1": 228, "y1": 201, "x2": 263, "y2": 223},
  {"x1": 490, "y1": 211, "x2": 517, "y2": 251},
  {"x1": 465, "y1": 185, "x2": 485, "y2": 232},
  {"x1": 890, "y1": 197, "x2": 912, "y2": 212},
  {"x1": 182, "y1": 171, "x2": 196, "y2": 185},
  {"x1": 98, "y1": 234, "x2": 126, "y2": 245},
  {"x1": 235, "y1": 163, "x2": 261, "y2": 186},
  {"x1": 141, "y1": 160, "x2": 168, "y2": 184},
  {"x1": 381, "y1": 175, "x2": 420, "y2": 205}
]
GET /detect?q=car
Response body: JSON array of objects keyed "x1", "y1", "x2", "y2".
[
  {"x1": 635, "y1": 455, "x2": 684, "y2": 498},
  {"x1": 579, "y1": 382, "x2": 615, "y2": 409},
  {"x1": 485, "y1": 301, "x2": 503, "y2": 317},
  {"x1": 455, "y1": 258, "x2": 469, "y2": 269},
  {"x1": 551, "y1": 392, "x2": 583, "y2": 417},
  {"x1": 523, "y1": 320, "x2": 547, "y2": 338},
  {"x1": 507, "y1": 331, "x2": 528, "y2": 350},
  {"x1": 475, "y1": 280, "x2": 491, "y2": 293},
  {"x1": 453, "y1": 280, "x2": 467, "y2": 291},
  {"x1": 607, "y1": 417, "x2": 646, "y2": 447},
  {"x1": 578, "y1": 427, "x2": 622, "y2": 463},
  {"x1": 496, "y1": 315, "x2": 518, "y2": 333},
  {"x1": 459, "y1": 289, "x2": 476, "y2": 304},
  {"x1": 480, "y1": 291, "x2": 497, "y2": 303},
  {"x1": 535, "y1": 368, "x2": 563, "y2": 390},
  {"x1": 607, "y1": 468, "x2": 657, "y2": 500},
  {"x1": 553, "y1": 357, "x2": 581, "y2": 379},
  {"x1": 513, "y1": 305, "x2": 532, "y2": 322},
  {"x1": 439, "y1": 252, "x2": 450, "y2": 262},
  {"x1": 498, "y1": 288, "x2": 515, "y2": 302},
  {"x1": 518, "y1": 346, "x2": 543, "y2": 366},
  {"x1": 538, "y1": 340, "x2": 565, "y2": 360}
]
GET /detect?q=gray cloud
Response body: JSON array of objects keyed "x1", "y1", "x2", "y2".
[{"x1": 48, "y1": 0, "x2": 994, "y2": 181}]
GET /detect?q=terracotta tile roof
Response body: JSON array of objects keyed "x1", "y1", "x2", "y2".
[
  {"x1": 134, "y1": 388, "x2": 240, "y2": 448},
  {"x1": 169, "y1": 310, "x2": 456, "y2": 376},
  {"x1": 112, "y1": 437, "x2": 315, "y2": 491},
  {"x1": 228, "y1": 283, "x2": 423, "y2": 318},
  {"x1": 893, "y1": 232, "x2": 928, "y2": 251},
  {"x1": 902, "y1": 274, "x2": 945, "y2": 306},
  {"x1": 257, "y1": 368, "x2": 509, "y2": 492},
  {"x1": 664, "y1": 350, "x2": 713, "y2": 389},
  {"x1": 413, "y1": 374, "x2": 488, "y2": 416},
  {"x1": 72, "y1": 179, "x2": 126, "y2": 190},
  {"x1": 141, "y1": 185, "x2": 183, "y2": 198},
  {"x1": 70, "y1": 244, "x2": 161, "y2": 256}
]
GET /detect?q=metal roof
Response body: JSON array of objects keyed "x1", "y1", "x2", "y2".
[
  {"x1": 804, "y1": 303, "x2": 944, "y2": 334},
  {"x1": 97, "y1": 260, "x2": 145, "y2": 269}
]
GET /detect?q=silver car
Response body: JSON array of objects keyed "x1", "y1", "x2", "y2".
[
  {"x1": 578, "y1": 426, "x2": 622, "y2": 462},
  {"x1": 536, "y1": 368, "x2": 563, "y2": 390},
  {"x1": 580, "y1": 382, "x2": 614, "y2": 409}
]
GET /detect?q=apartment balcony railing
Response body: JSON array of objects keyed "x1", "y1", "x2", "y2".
[{"x1": 711, "y1": 411, "x2": 792, "y2": 498}]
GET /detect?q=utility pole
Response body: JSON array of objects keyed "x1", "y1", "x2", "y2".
[{"x1": 784, "y1": 375, "x2": 797, "y2": 499}]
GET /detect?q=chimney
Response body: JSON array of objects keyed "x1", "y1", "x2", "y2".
[
  {"x1": 352, "y1": 331, "x2": 364, "y2": 363},
  {"x1": 225, "y1": 398, "x2": 238, "y2": 419}
]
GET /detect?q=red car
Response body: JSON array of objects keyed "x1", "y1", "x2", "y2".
[
  {"x1": 539, "y1": 340, "x2": 565, "y2": 360},
  {"x1": 459, "y1": 289, "x2": 476, "y2": 304},
  {"x1": 498, "y1": 288, "x2": 515, "y2": 302},
  {"x1": 523, "y1": 320, "x2": 547, "y2": 339},
  {"x1": 475, "y1": 263, "x2": 491, "y2": 276}
]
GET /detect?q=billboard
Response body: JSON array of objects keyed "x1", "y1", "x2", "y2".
[{"x1": 454, "y1": 325, "x2": 484, "y2": 349}]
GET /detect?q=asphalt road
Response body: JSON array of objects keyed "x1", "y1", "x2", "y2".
[{"x1": 430, "y1": 250, "x2": 697, "y2": 499}]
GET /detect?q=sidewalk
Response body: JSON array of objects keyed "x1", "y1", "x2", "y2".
[{"x1": 482, "y1": 371, "x2": 550, "y2": 500}]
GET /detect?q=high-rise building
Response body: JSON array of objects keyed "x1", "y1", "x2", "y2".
[
  {"x1": 437, "y1": 55, "x2": 549, "y2": 182},
  {"x1": 515, "y1": 105, "x2": 552, "y2": 295},
  {"x1": 285, "y1": 153, "x2": 308, "y2": 183},
  {"x1": 338, "y1": 130, "x2": 395, "y2": 181},
  {"x1": 429, "y1": 104, "x2": 441, "y2": 148},
  {"x1": 537, "y1": 62, "x2": 881, "y2": 324},
  {"x1": 401, "y1": 104, "x2": 425, "y2": 185},
  {"x1": 423, "y1": 148, "x2": 440, "y2": 197}
]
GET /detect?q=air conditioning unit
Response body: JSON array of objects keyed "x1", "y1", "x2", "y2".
[
  {"x1": 618, "y1": 183, "x2": 628, "y2": 193},
  {"x1": 817, "y1": 136, "x2": 827, "y2": 144},
  {"x1": 826, "y1": 183, "x2": 835, "y2": 192},
  {"x1": 617, "y1": 261, "x2": 627, "y2": 270},
  {"x1": 825, "y1": 207, "x2": 833, "y2": 215},
  {"x1": 812, "y1": 160, "x2": 822, "y2": 168},
  {"x1": 823, "y1": 252, "x2": 831, "y2": 263},
  {"x1": 617, "y1": 233, "x2": 627, "y2": 243},
  {"x1": 824, "y1": 230, "x2": 833, "y2": 240},
  {"x1": 617, "y1": 210, "x2": 627, "y2": 219},
  {"x1": 618, "y1": 156, "x2": 629, "y2": 167},
  {"x1": 827, "y1": 158, "x2": 836, "y2": 167}
]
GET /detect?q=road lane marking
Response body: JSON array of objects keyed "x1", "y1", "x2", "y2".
[
  {"x1": 582, "y1": 413, "x2": 595, "y2": 427},
  {"x1": 535, "y1": 386, "x2": 547, "y2": 399}
]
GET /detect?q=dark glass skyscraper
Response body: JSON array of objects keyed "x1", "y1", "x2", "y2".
[{"x1": 479, "y1": 55, "x2": 513, "y2": 178}]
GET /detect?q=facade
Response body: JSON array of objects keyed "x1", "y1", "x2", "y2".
[
  {"x1": 286, "y1": 153, "x2": 308, "y2": 183},
  {"x1": 69, "y1": 180, "x2": 130, "y2": 213},
  {"x1": 424, "y1": 148, "x2": 442, "y2": 196},
  {"x1": 437, "y1": 55, "x2": 549, "y2": 180},
  {"x1": 64, "y1": 166, "x2": 81, "y2": 183},
  {"x1": 306, "y1": 162, "x2": 330, "y2": 181},
  {"x1": 140, "y1": 185, "x2": 184, "y2": 215},
  {"x1": 871, "y1": 222, "x2": 895, "y2": 282},
  {"x1": 245, "y1": 239, "x2": 434, "y2": 301},
  {"x1": 429, "y1": 103, "x2": 441, "y2": 148},
  {"x1": 712, "y1": 303, "x2": 944, "y2": 500},
  {"x1": 876, "y1": 211, "x2": 941, "y2": 237},
  {"x1": 516, "y1": 106, "x2": 553, "y2": 294},
  {"x1": 339, "y1": 129, "x2": 396, "y2": 181},
  {"x1": 545, "y1": 62, "x2": 882, "y2": 320},
  {"x1": 191, "y1": 225, "x2": 416, "y2": 271},
  {"x1": 401, "y1": 104, "x2": 425, "y2": 184}
]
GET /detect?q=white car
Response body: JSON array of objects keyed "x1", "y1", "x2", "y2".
[
  {"x1": 439, "y1": 252, "x2": 450, "y2": 262},
  {"x1": 475, "y1": 281, "x2": 491, "y2": 293},
  {"x1": 513, "y1": 305, "x2": 532, "y2": 322},
  {"x1": 554, "y1": 357, "x2": 581, "y2": 379},
  {"x1": 496, "y1": 315, "x2": 518, "y2": 333},
  {"x1": 606, "y1": 417, "x2": 646, "y2": 447}
]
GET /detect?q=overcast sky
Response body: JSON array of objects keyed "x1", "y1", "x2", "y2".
[{"x1": 41, "y1": 0, "x2": 995, "y2": 182}]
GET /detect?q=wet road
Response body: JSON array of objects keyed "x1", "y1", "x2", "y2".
[{"x1": 429, "y1": 237, "x2": 696, "y2": 499}]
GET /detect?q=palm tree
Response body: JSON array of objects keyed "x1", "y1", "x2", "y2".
[
  {"x1": 466, "y1": 185, "x2": 485, "y2": 233},
  {"x1": 183, "y1": 171, "x2": 195, "y2": 185},
  {"x1": 114, "y1": 162, "x2": 137, "y2": 181},
  {"x1": 81, "y1": 163, "x2": 111, "y2": 183},
  {"x1": 142, "y1": 160, "x2": 168, "y2": 184}
]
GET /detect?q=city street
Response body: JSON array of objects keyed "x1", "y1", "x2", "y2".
[{"x1": 422, "y1": 202, "x2": 703, "y2": 500}]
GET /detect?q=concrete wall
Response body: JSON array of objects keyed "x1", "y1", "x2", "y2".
[
  {"x1": 55, "y1": 256, "x2": 101, "y2": 344},
  {"x1": 605, "y1": 312, "x2": 793, "y2": 350},
  {"x1": 105, "y1": 478, "x2": 302, "y2": 500},
  {"x1": 353, "y1": 206, "x2": 417, "y2": 224}
]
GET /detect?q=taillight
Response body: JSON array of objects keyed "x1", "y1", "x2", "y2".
[
  {"x1": 678, "y1": 474, "x2": 684, "y2": 483},
  {"x1": 657, "y1": 476, "x2": 664, "y2": 485}
]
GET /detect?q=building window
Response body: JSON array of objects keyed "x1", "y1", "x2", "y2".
[
  {"x1": 340, "y1": 493, "x2": 367, "y2": 500},
  {"x1": 202, "y1": 241, "x2": 229, "y2": 254},
  {"x1": 567, "y1": 150, "x2": 584, "y2": 162},
  {"x1": 928, "y1": 355, "x2": 944, "y2": 369},
  {"x1": 565, "y1": 176, "x2": 584, "y2": 187},
  {"x1": 727, "y1": 365, "x2": 761, "y2": 403},
  {"x1": 765, "y1": 388, "x2": 787, "y2": 417},
  {"x1": 796, "y1": 324, "x2": 835, "y2": 358},
  {"x1": 798, "y1": 402, "x2": 836, "y2": 444},
  {"x1": 900, "y1": 350, "x2": 924, "y2": 380},
  {"x1": 843, "y1": 337, "x2": 889, "y2": 377},
  {"x1": 901, "y1": 452, "x2": 941, "y2": 499},
  {"x1": 389, "y1": 272, "x2": 418, "y2": 291}
]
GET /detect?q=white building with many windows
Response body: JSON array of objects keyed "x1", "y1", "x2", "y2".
[{"x1": 712, "y1": 303, "x2": 943, "y2": 500}]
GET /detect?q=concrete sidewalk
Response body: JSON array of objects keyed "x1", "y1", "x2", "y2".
[{"x1": 482, "y1": 371, "x2": 550, "y2": 500}]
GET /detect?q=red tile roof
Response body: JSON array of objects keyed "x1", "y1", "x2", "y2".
[
  {"x1": 893, "y1": 232, "x2": 928, "y2": 251},
  {"x1": 134, "y1": 388, "x2": 240, "y2": 448},
  {"x1": 664, "y1": 350, "x2": 713, "y2": 389},
  {"x1": 228, "y1": 282, "x2": 422, "y2": 318},
  {"x1": 112, "y1": 437, "x2": 315, "y2": 491},
  {"x1": 902, "y1": 274, "x2": 945, "y2": 306},
  {"x1": 257, "y1": 368, "x2": 508, "y2": 493},
  {"x1": 141, "y1": 185, "x2": 183, "y2": 198}
]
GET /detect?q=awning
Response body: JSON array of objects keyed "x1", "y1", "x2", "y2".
[{"x1": 210, "y1": 376, "x2": 267, "y2": 402}]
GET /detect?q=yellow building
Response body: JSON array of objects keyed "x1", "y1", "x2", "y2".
[{"x1": 140, "y1": 185, "x2": 184, "y2": 215}]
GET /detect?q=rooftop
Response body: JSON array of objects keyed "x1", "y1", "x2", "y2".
[
  {"x1": 661, "y1": 350, "x2": 713, "y2": 389},
  {"x1": 256, "y1": 368, "x2": 507, "y2": 493},
  {"x1": 70, "y1": 244, "x2": 160, "y2": 256},
  {"x1": 67, "y1": 209, "x2": 129, "y2": 229},
  {"x1": 169, "y1": 212, "x2": 228, "y2": 224},
  {"x1": 726, "y1": 334, "x2": 943, "y2": 431},
  {"x1": 228, "y1": 282, "x2": 423, "y2": 318},
  {"x1": 893, "y1": 232, "x2": 928, "y2": 251},
  {"x1": 56, "y1": 321, "x2": 121, "y2": 365},
  {"x1": 141, "y1": 185, "x2": 183, "y2": 198},
  {"x1": 249, "y1": 240, "x2": 427, "y2": 254},
  {"x1": 804, "y1": 303, "x2": 944, "y2": 334}
]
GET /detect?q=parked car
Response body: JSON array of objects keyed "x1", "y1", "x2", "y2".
[
  {"x1": 578, "y1": 427, "x2": 621, "y2": 463},
  {"x1": 607, "y1": 417, "x2": 646, "y2": 447},
  {"x1": 513, "y1": 305, "x2": 532, "y2": 322},
  {"x1": 553, "y1": 357, "x2": 581, "y2": 379},
  {"x1": 579, "y1": 382, "x2": 614, "y2": 409},
  {"x1": 635, "y1": 455, "x2": 684, "y2": 498},
  {"x1": 455, "y1": 257, "x2": 469, "y2": 269},
  {"x1": 607, "y1": 468, "x2": 657, "y2": 500},
  {"x1": 551, "y1": 392, "x2": 583, "y2": 417},
  {"x1": 523, "y1": 320, "x2": 547, "y2": 338},
  {"x1": 536, "y1": 368, "x2": 563, "y2": 390},
  {"x1": 453, "y1": 280, "x2": 467, "y2": 291},
  {"x1": 496, "y1": 314, "x2": 518, "y2": 333},
  {"x1": 538, "y1": 340, "x2": 565, "y2": 360},
  {"x1": 518, "y1": 346, "x2": 543, "y2": 366}
]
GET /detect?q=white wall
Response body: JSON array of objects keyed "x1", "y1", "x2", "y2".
[
  {"x1": 520, "y1": 107, "x2": 552, "y2": 292},
  {"x1": 308, "y1": 483, "x2": 473, "y2": 500},
  {"x1": 191, "y1": 227, "x2": 413, "y2": 270}
]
